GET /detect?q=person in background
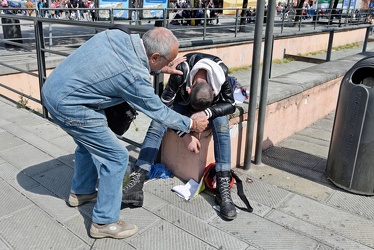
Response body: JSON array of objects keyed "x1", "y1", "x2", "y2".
[
  {"x1": 37, "y1": 0, "x2": 45, "y2": 17},
  {"x1": 25, "y1": 0, "x2": 35, "y2": 16},
  {"x1": 89, "y1": 0, "x2": 96, "y2": 21}
]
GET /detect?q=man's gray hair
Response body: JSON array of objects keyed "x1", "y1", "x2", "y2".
[{"x1": 142, "y1": 27, "x2": 179, "y2": 59}]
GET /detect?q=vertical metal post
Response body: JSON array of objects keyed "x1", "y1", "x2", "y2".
[
  {"x1": 153, "y1": 73, "x2": 164, "y2": 97},
  {"x1": 326, "y1": 30, "x2": 334, "y2": 62},
  {"x1": 254, "y1": 0, "x2": 275, "y2": 165},
  {"x1": 34, "y1": 20, "x2": 48, "y2": 118},
  {"x1": 363, "y1": 26, "x2": 370, "y2": 52},
  {"x1": 235, "y1": 8, "x2": 238, "y2": 37},
  {"x1": 48, "y1": 23, "x2": 52, "y2": 50},
  {"x1": 243, "y1": 0, "x2": 265, "y2": 170},
  {"x1": 203, "y1": 8, "x2": 207, "y2": 40},
  {"x1": 162, "y1": 8, "x2": 167, "y2": 27}
]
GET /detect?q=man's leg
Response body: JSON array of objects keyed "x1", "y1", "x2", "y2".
[
  {"x1": 122, "y1": 120, "x2": 167, "y2": 206},
  {"x1": 68, "y1": 139, "x2": 98, "y2": 207},
  {"x1": 211, "y1": 115, "x2": 237, "y2": 220},
  {"x1": 47, "y1": 109, "x2": 138, "y2": 238},
  {"x1": 123, "y1": 103, "x2": 190, "y2": 206}
]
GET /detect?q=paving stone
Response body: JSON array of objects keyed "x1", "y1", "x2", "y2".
[
  {"x1": 297, "y1": 127, "x2": 332, "y2": 142},
  {"x1": 93, "y1": 237, "x2": 135, "y2": 250},
  {"x1": 23, "y1": 185, "x2": 80, "y2": 223},
  {"x1": 277, "y1": 194, "x2": 374, "y2": 248},
  {"x1": 243, "y1": 164, "x2": 333, "y2": 202},
  {"x1": 0, "y1": 179, "x2": 33, "y2": 218},
  {"x1": 3, "y1": 123, "x2": 72, "y2": 158},
  {"x1": 6, "y1": 112, "x2": 46, "y2": 127},
  {"x1": 32, "y1": 163, "x2": 74, "y2": 199},
  {"x1": 64, "y1": 214, "x2": 95, "y2": 246},
  {"x1": 211, "y1": 209, "x2": 323, "y2": 250},
  {"x1": 278, "y1": 136, "x2": 330, "y2": 159},
  {"x1": 23, "y1": 122, "x2": 68, "y2": 141},
  {"x1": 144, "y1": 178, "x2": 219, "y2": 221},
  {"x1": 0, "y1": 131, "x2": 26, "y2": 152},
  {"x1": 154, "y1": 204, "x2": 249, "y2": 249},
  {"x1": 0, "y1": 143, "x2": 54, "y2": 170},
  {"x1": 326, "y1": 190, "x2": 374, "y2": 220},
  {"x1": 0, "y1": 206, "x2": 86, "y2": 249},
  {"x1": 128, "y1": 220, "x2": 216, "y2": 250},
  {"x1": 266, "y1": 209, "x2": 373, "y2": 250},
  {"x1": 0, "y1": 162, "x2": 40, "y2": 191},
  {"x1": 229, "y1": 169, "x2": 292, "y2": 208}
]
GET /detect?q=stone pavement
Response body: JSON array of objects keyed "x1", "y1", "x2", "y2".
[
  {"x1": 1, "y1": 35, "x2": 374, "y2": 250},
  {"x1": 1, "y1": 93, "x2": 374, "y2": 250}
]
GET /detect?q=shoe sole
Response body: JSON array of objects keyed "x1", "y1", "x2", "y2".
[
  {"x1": 122, "y1": 199, "x2": 143, "y2": 207},
  {"x1": 90, "y1": 225, "x2": 138, "y2": 239},
  {"x1": 220, "y1": 212, "x2": 237, "y2": 220}
]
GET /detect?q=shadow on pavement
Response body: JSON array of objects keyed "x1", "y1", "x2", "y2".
[{"x1": 262, "y1": 146, "x2": 335, "y2": 188}]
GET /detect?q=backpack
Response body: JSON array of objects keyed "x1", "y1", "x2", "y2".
[
  {"x1": 104, "y1": 102, "x2": 138, "y2": 135},
  {"x1": 203, "y1": 162, "x2": 253, "y2": 213}
]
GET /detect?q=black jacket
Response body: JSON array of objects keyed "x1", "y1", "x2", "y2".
[{"x1": 161, "y1": 53, "x2": 235, "y2": 123}]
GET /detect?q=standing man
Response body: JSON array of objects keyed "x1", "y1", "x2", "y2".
[
  {"x1": 41, "y1": 28, "x2": 209, "y2": 239},
  {"x1": 122, "y1": 52, "x2": 238, "y2": 220},
  {"x1": 25, "y1": 0, "x2": 35, "y2": 16}
]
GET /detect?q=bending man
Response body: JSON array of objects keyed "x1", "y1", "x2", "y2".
[{"x1": 41, "y1": 28, "x2": 209, "y2": 239}]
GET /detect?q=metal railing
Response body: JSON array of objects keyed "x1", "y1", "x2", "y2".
[{"x1": 0, "y1": 5, "x2": 373, "y2": 168}]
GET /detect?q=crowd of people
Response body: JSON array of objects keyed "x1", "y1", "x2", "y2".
[
  {"x1": 35, "y1": 0, "x2": 97, "y2": 21},
  {"x1": 170, "y1": 0, "x2": 220, "y2": 26},
  {"x1": 1, "y1": 0, "x2": 97, "y2": 21}
]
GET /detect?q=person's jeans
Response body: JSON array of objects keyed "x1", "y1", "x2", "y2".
[
  {"x1": 45, "y1": 109, "x2": 128, "y2": 225},
  {"x1": 136, "y1": 103, "x2": 231, "y2": 172}
]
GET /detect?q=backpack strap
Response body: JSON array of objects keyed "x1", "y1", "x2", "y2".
[
  {"x1": 231, "y1": 170, "x2": 253, "y2": 213},
  {"x1": 108, "y1": 24, "x2": 131, "y2": 34}
]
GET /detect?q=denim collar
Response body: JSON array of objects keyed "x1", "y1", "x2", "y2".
[{"x1": 130, "y1": 35, "x2": 150, "y2": 72}]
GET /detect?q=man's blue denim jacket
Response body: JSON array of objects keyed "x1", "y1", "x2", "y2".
[{"x1": 42, "y1": 29, "x2": 191, "y2": 133}]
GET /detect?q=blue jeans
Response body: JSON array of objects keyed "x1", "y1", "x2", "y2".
[
  {"x1": 136, "y1": 103, "x2": 231, "y2": 173},
  {"x1": 48, "y1": 112, "x2": 127, "y2": 224},
  {"x1": 41, "y1": 29, "x2": 192, "y2": 224}
]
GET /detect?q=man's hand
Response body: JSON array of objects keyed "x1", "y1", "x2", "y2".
[
  {"x1": 183, "y1": 134, "x2": 201, "y2": 153},
  {"x1": 161, "y1": 56, "x2": 186, "y2": 75},
  {"x1": 191, "y1": 115, "x2": 208, "y2": 133}
]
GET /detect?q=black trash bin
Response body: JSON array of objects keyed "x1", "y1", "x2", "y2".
[
  {"x1": 326, "y1": 56, "x2": 374, "y2": 196},
  {"x1": 1, "y1": 15, "x2": 23, "y2": 48}
]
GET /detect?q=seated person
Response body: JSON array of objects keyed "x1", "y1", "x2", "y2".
[
  {"x1": 193, "y1": 0, "x2": 204, "y2": 25},
  {"x1": 207, "y1": 0, "x2": 219, "y2": 24},
  {"x1": 171, "y1": 8, "x2": 184, "y2": 25},
  {"x1": 122, "y1": 52, "x2": 238, "y2": 220}
]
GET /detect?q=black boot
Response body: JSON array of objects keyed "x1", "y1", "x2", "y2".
[
  {"x1": 215, "y1": 171, "x2": 237, "y2": 220},
  {"x1": 122, "y1": 168, "x2": 148, "y2": 207}
]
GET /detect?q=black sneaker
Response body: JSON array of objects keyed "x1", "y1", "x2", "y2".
[{"x1": 122, "y1": 168, "x2": 148, "y2": 207}]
